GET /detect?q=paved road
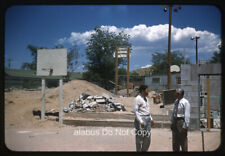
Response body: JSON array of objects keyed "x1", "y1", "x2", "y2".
[{"x1": 5, "y1": 126, "x2": 220, "y2": 151}]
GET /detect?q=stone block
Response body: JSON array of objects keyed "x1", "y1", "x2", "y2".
[
  {"x1": 191, "y1": 68, "x2": 198, "y2": 81},
  {"x1": 189, "y1": 92, "x2": 198, "y2": 97},
  {"x1": 190, "y1": 113, "x2": 199, "y2": 119},
  {"x1": 189, "y1": 81, "x2": 198, "y2": 86},
  {"x1": 191, "y1": 97, "x2": 199, "y2": 103},
  {"x1": 181, "y1": 80, "x2": 189, "y2": 86},
  {"x1": 191, "y1": 102, "x2": 198, "y2": 107},
  {"x1": 198, "y1": 63, "x2": 221, "y2": 75},
  {"x1": 190, "y1": 107, "x2": 199, "y2": 114},
  {"x1": 182, "y1": 85, "x2": 192, "y2": 92},
  {"x1": 192, "y1": 86, "x2": 198, "y2": 92},
  {"x1": 181, "y1": 65, "x2": 191, "y2": 81},
  {"x1": 189, "y1": 118, "x2": 200, "y2": 130}
]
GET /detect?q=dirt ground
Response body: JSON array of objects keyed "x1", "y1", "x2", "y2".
[
  {"x1": 5, "y1": 126, "x2": 221, "y2": 152},
  {"x1": 5, "y1": 80, "x2": 170, "y2": 129}
]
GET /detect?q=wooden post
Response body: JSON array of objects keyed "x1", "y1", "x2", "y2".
[
  {"x1": 59, "y1": 78, "x2": 63, "y2": 125},
  {"x1": 115, "y1": 47, "x2": 118, "y2": 95},
  {"x1": 127, "y1": 47, "x2": 130, "y2": 96},
  {"x1": 167, "y1": 5, "x2": 172, "y2": 90},
  {"x1": 41, "y1": 78, "x2": 45, "y2": 120},
  {"x1": 206, "y1": 75, "x2": 210, "y2": 131}
]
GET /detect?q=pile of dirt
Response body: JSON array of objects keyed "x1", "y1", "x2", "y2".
[
  {"x1": 4, "y1": 80, "x2": 115, "y2": 129},
  {"x1": 5, "y1": 80, "x2": 173, "y2": 129},
  {"x1": 45, "y1": 80, "x2": 115, "y2": 110}
]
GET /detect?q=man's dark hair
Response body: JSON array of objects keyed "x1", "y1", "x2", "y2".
[
  {"x1": 176, "y1": 88, "x2": 184, "y2": 96},
  {"x1": 139, "y1": 85, "x2": 148, "y2": 93}
]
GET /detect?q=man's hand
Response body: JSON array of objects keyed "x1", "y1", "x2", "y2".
[
  {"x1": 181, "y1": 128, "x2": 187, "y2": 133},
  {"x1": 140, "y1": 122, "x2": 145, "y2": 128},
  {"x1": 151, "y1": 120, "x2": 155, "y2": 127}
]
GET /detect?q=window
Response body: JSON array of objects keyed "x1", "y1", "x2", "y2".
[{"x1": 152, "y1": 78, "x2": 160, "y2": 83}]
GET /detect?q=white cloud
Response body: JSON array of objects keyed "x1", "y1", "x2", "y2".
[
  {"x1": 141, "y1": 64, "x2": 152, "y2": 69},
  {"x1": 57, "y1": 24, "x2": 220, "y2": 56}
]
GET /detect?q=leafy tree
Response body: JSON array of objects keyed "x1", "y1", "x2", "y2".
[
  {"x1": 65, "y1": 45, "x2": 81, "y2": 81},
  {"x1": 151, "y1": 51, "x2": 190, "y2": 74},
  {"x1": 209, "y1": 51, "x2": 221, "y2": 63},
  {"x1": 130, "y1": 71, "x2": 140, "y2": 82},
  {"x1": 83, "y1": 27, "x2": 131, "y2": 89},
  {"x1": 21, "y1": 45, "x2": 45, "y2": 70},
  {"x1": 118, "y1": 67, "x2": 127, "y2": 87}
]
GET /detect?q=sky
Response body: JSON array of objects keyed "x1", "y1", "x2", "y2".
[{"x1": 5, "y1": 5, "x2": 221, "y2": 72}]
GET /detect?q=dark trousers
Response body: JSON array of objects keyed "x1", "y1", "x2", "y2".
[
  {"x1": 171, "y1": 118, "x2": 188, "y2": 152},
  {"x1": 134, "y1": 116, "x2": 151, "y2": 152}
]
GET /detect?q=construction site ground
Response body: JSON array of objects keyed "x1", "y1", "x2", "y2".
[
  {"x1": 5, "y1": 126, "x2": 220, "y2": 151},
  {"x1": 4, "y1": 80, "x2": 221, "y2": 151}
]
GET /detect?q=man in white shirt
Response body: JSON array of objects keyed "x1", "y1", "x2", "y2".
[
  {"x1": 133, "y1": 85, "x2": 154, "y2": 152},
  {"x1": 171, "y1": 88, "x2": 190, "y2": 152}
]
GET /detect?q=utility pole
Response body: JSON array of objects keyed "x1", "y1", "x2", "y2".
[
  {"x1": 191, "y1": 36, "x2": 200, "y2": 64},
  {"x1": 167, "y1": 5, "x2": 172, "y2": 90},
  {"x1": 115, "y1": 47, "x2": 118, "y2": 95},
  {"x1": 164, "y1": 5, "x2": 181, "y2": 89},
  {"x1": 127, "y1": 47, "x2": 130, "y2": 96},
  {"x1": 196, "y1": 38, "x2": 198, "y2": 64}
]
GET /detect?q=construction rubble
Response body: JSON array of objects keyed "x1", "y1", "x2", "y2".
[{"x1": 63, "y1": 93, "x2": 126, "y2": 113}]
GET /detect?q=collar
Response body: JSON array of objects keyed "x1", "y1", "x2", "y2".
[
  {"x1": 176, "y1": 97, "x2": 184, "y2": 103},
  {"x1": 139, "y1": 93, "x2": 147, "y2": 101}
]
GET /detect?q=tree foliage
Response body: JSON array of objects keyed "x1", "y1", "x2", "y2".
[
  {"x1": 151, "y1": 51, "x2": 190, "y2": 75},
  {"x1": 209, "y1": 51, "x2": 221, "y2": 63},
  {"x1": 130, "y1": 71, "x2": 142, "y2": 82},
  {"x1": 21, "y1": 45, "x2": 45, "y2": 70},
  {"x1": 83, "y1": 27, "x2": 131, "y2": 89}
]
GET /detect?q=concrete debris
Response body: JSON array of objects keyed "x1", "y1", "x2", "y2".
[
  {"x1": 213, "y1": 119, "x2": 220, "y2": 129},
  {"x1": 200, "y1": 118, "x2": 220, "y2": 129},
  {"x1": 152, "y1": 92, "x2": 162, "y2": 104},
  {"x1": 96, "y1": 98, "x2": 106, "y2": 104},
  {"x1": 63, "y1": 93, "x2": 126, "y2": 113}
]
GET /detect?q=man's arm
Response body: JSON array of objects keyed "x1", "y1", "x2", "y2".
[
  {"x1": 171, "y1": 103, "x2": 175, "y2": 124},
  {"x1": 182, "y1": 100, "x2": 190, "y2": 129},
  {"x1": 133, "y1": 97, "x2": 144, "y2": 124}
]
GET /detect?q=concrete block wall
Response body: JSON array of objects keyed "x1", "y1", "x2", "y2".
[
  {"x1": 181, "y1": 64, "x2": 199, "y2": 130},
  {"x1": 180, "y1": 63, "x2": 221, "y2": 130}
]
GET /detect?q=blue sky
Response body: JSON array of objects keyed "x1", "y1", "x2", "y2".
[{"x1": 5, "y1": 5, "x2": 221, "y2": 72}]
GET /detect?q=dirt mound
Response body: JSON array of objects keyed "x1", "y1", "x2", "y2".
[
  {"x1": 47, "y1": 80, "x2": 113, "y2": 98},
  {"x1": 5, "y1": 80, "x2": 172, "y2": 129},
  {"x1": 5, "y1": 80, "x2": 116, "y2": 129},
  {"x1": 45, "y1": 80, "x2": 115, "y2": 109}
]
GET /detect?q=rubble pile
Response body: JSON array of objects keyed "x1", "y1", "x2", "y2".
[{"x1": 63, "y1": 93, "x2": 126, "y2": 113}]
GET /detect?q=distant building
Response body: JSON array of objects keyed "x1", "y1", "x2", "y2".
[
  {"x1": 5, "y1": 68, "x2": 82, "y2": 89},
  {"x1": 132, "y1": 66, "x2": 153, "y2": 76},
  {"x1": 198, "y1": 60, "x2": 208, "y2": 64},
  {"x1": 144, "y1": 73, "x2": 181, "y2": 91}
]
